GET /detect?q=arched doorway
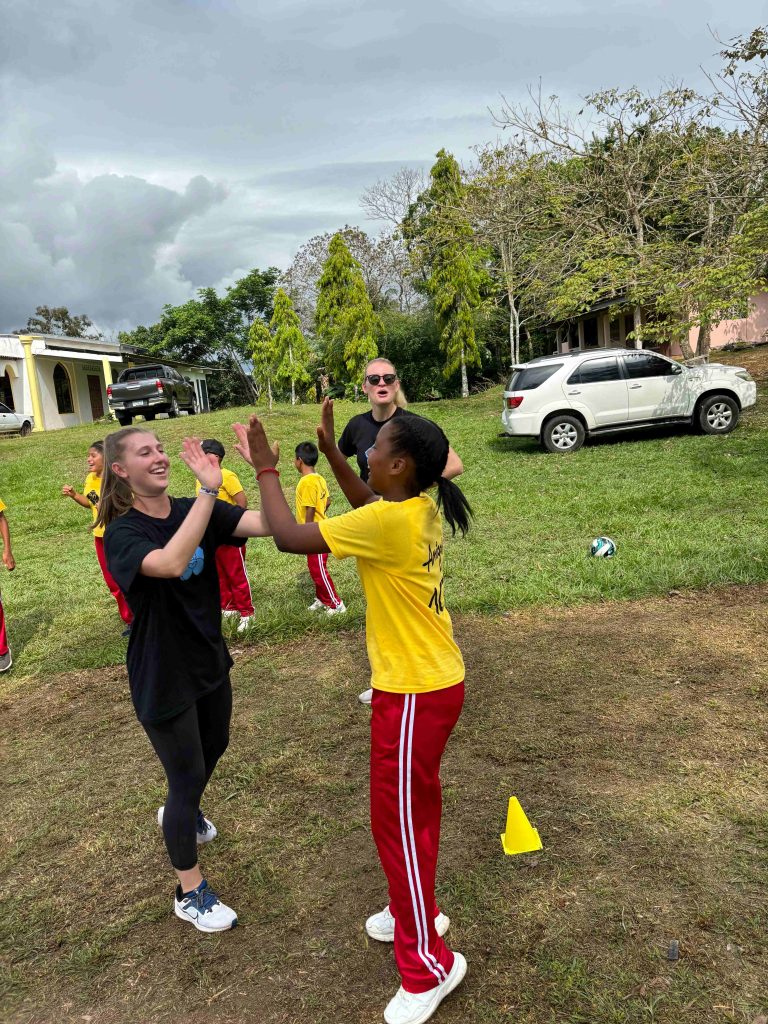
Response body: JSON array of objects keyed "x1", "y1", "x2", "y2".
[
  {"x1": 53, "y1": 362, "x2": 74, "y2": 414},
  {"x1": 0, "y1": 367, "x2": 15, "y2": 410}
]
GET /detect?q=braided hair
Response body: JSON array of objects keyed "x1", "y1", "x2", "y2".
[{"x1": 388, "y1": 415, "x2": 472, "y2": 536}]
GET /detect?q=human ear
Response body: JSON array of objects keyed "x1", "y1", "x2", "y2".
[{"x1": 111, "y1": 462, "x2": 129, "y2": 480}]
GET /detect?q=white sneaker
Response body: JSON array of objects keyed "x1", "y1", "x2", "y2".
[
  {"x1": 158, "y1": 806, "x2": 218, "y2": 844},
  {"x1": 358, "y1": 688, "x2": 373, "y2": 705},
  {"x1": 174, "y1": 880, "x2": 237, "y2": 933},
  {"x1": 384, "y1": 952, "x2": 467, "y2": 1024},
  {"x1": 237, "y1": 615, "x2": 254, "y2": 633},
  {"x1": 0, "y1": 649, "x2": 11, "y2": 672},
  {"x1": 307, "y1": 598, "x2": 325, "y2": 612},
  {"x1": 325, "y1": 601, "x2": 347, "y2": 616},
  {"x1": 222, "y1": 610, "x2": 239, "y2": 619},
  {"x1": 366, "y1": 905, "x2": 450, "y2": 943}
]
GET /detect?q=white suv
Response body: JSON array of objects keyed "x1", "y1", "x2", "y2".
[{"x1": 501, "y1": 348, "x2": 757, "y2": 453}]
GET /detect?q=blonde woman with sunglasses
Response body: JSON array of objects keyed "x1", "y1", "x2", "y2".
[{"x1": 337, "y1": 359, "x2": 463, "y2": 484}]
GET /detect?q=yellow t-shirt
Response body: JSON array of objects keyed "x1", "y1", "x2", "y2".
[
  {"x1": 318, "y1": 495, "x2": 464, "y2": 694},
  {"x1": 83, "y1": 472, "x2": 105, "y2": 539},
  {"x1": 195, "y1": 467, "x2": 245, "y2": 507},
  {"x1": 0, "y1": 496, "x2": 5, "y2": 513},
  {"x1": 295, "y1": 472, "x2": 330, "y2": 524}
]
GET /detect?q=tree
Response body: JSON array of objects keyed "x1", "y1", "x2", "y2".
[
  {"x1": 404, "y1": 149, "x2": 486, "y2": 396},
  {"x1": 16, "y1": 306, "x2": 101, "y2": 338},
  {"x1": 248, "y1": 320, "x2": 279, "y2": 410},
  {"x1": 270, "y1": 289, "x2": 311, "y2": 405},
  {"x1": 338, "y1": 271, "x2": 380, "y2": 394}
]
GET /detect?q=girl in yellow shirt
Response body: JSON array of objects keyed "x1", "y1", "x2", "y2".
[
  {"x1": 62, "y1": 440, "x2": 134, "y2": 633},
  {"x1": 234, "y1": 400, "x2": 472, "y2": 1024}
]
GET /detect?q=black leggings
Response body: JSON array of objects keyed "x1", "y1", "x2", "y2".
[{"x1": 142, "y1": 678, "x2": 232, "y2": 871}]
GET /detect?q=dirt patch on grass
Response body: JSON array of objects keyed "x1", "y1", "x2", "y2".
[{"x1": 2, "y1": 586, "x2": 768, "y2": 1024}]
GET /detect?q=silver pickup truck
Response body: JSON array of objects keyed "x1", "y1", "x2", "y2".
[{"x1": 107, "y1": 364, "x2": 198, "y2": 425}]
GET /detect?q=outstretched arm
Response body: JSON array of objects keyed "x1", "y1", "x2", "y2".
[
  {"x1": 232, "y1": 419, "x2": 330, "y2": 555},
  {"x1": 62, "y1": 485, "x2": 92, "y2": 509},
  {"x1": 317, "y1": 399, "x2": 378, "y2": 509},
  {"x1": 444, "y1": 446, "x2": 463, "y2": 479},
  {"x1": 0, "y1": 512, "x2": 15, "y2": 571}
]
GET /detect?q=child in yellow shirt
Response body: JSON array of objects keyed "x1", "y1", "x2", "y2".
[
  {"x1": 62, "y1": 440, "x2": 134, "y2": 634},
  {"x1": 294, "y1": 441, "x2": 345, "y2": 615}
]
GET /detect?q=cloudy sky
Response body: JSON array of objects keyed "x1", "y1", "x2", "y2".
[{"x1": 1, "y1": 0, "x2": 765, "y2": 334}]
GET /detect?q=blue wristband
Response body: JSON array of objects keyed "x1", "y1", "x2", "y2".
[{"x1": 199, "y1": 485, "x2": 219, "y2": 497}]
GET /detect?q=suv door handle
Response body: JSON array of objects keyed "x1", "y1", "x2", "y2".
[
  {"x1": 629, "y1": 384, "x2": 643, "y2": 389},
  {"x1": 567, "y1": 389, "x2": 581, "y2": 395}
]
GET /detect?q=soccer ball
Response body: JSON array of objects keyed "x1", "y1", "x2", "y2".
[{"x1": 589, "y1": 536, "x2": 616, "y2": 558}]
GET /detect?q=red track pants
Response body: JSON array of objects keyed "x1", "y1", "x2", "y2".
[
  {"x1": 216, "y1": 544, "x2": 254, "y2": 616},
  {"x1": 94, "y1": 536, "x2": 133, "y2": 624},
  {"x1": 370, "y1": 683, "x2": 464, "y2": 993},
  {"x1": 307, "y1": 552, "x2": 342, "y2": 609},
  {"x1": 0, "y1": 588, "x2": 7, "y2": 656}
]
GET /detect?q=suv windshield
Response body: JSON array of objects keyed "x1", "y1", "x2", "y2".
[{"x1": 507, "y1": 364, "x2": 562, "y2": 391}]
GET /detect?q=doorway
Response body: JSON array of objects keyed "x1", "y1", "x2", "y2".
[{"x1": 87, "y1": 375, "x2": 104, "y2": 420}]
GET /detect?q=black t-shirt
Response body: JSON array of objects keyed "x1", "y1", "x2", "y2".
[
  {"x1": 104, "y1": 498, "x2": 246, "y2": 725},
  {"x1": 337, "y1": 407, "x2": 414, "y2": 481}
]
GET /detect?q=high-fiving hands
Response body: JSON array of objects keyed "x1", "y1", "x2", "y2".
[
  {"x1": 180, "y1": 438, "x2": 223, "y2": 493},
  {"x1": 232, "y1": 416, "x2": 280, "y2": 474},
  {"x1": 316, "y1": 398, "x2": 337, "y2": 456}
]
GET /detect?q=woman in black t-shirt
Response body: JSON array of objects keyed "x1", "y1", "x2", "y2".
[
  {"x1": 99, "y1": 427, "x2": 272, "y2": 934},
  {"x1": 337, "y1": 358, "x2": 464, "y2": 484}
]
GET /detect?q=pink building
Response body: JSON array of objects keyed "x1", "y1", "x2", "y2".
[{"x1": 683, "y1": 290, "x2": 768, "y2": 353}]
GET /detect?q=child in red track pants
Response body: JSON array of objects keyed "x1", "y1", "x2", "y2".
[
  {"x1": 216, "y1": 543, "x2": 254, "y2": 616},
  {"x1": 370, "y1": 684, "x2": 464, "y2": 993},
  {"x1": 241, "y1": 403, "x2": 472, "y2": 1024}
]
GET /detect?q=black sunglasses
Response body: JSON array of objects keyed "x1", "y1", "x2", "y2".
[{"x1": 366, "y1": 373, "x2": 397, "y2": 386}]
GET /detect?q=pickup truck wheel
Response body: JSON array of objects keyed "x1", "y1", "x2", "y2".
[
  {"x1": 19, "y1": 421, "x2": 32, "y2": 437},
  {"x1": 541, "y1": 414, "x2": 585, "y2": 453},
  {"x1": 168, "y1": 397, "x2": 180, "y2": 418},
  {"x1": 187, "y1": 395, "x2": 198, "y2": 415},
  {"x1": 143, "y1": 412, "x2": 156, "y2": 421},
  {"x1": 116, "y1": 413, "x2": 132, "y2": 427},
  {"x1": 698, "y1": 394, "x2": 739, "y2": 435}
]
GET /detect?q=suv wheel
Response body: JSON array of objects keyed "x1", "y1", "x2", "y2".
[
  {"x1": 168, "y1": 397, "x2": 180, "y2": 418},
  {"x1": 188, "y1": 395, "x2": 198, "y2": 415},
  {"x1": 541, "y1": 414, "x2": 585, "y2": 453},
  {"x1": 698, "y1": 394, "x2": 739, "y2": 435},
  {"x1": 19, "y1": 421, "x2": 32, "y2": 437}
]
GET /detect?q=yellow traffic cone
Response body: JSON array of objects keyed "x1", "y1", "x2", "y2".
[{"x1": 500, "y1": 796, "x2": 543, "y2": 855}]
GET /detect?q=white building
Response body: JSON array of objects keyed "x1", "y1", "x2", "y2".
[{"x1": 0, "y1": 334, "x2": 213, "y2": 432}]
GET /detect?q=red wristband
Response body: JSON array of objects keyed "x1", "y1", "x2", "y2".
[{"x1": 256, "y1": 467, "x2": 280, "y2": 480}]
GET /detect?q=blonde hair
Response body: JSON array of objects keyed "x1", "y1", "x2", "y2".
[
  {"x1": 94, "y1": 427, "x2": 155, "y2": 531},
  {"x1": 364, "y1": 357, "x2": 408, "y2": 408}
]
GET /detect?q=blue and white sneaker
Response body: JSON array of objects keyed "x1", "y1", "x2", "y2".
[
  {"x1": 157, "y1": 806, "x2": 218, "y2": 844},
  {"x1": 174, "y1": 880, "x2": 237, "y2": 933}
]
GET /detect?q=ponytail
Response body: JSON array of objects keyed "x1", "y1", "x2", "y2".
[
  {"x1": 389, "y1": 415, "x2": 473, "y2": 537},
  {"x1": 93, "y1": 427, "x2": 152, "y2": 532},
  {"x1": 435, "y1": 476, "x2": 473, "y2": 537}
]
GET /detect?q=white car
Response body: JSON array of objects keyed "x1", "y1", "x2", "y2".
[
  {"x1": 0, "y1": 403, "x2": 33, "y2": 437},
  {"x1": 501, "y1": 348, "x2": 757, "y2": 453}
]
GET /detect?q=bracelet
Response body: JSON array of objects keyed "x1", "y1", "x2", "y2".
[
  {"x1": 256, "y1": 467, "x2": 280, "y2": 481},
  {"x1": 199, "y1": 485, "x2": 219, "y2": 497}
]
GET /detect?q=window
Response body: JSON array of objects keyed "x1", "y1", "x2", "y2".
[
  {"x1": 568, "y1": 357, "x2": 622, "y2": 385},
  {"x1": 507, "y1": 364, "x2": 563, "y2": 391},
  {"x1": 623, "y1": 314, "x2": 635, "y2": 342},
  {"x1": 53, "y1": 363, "x2": 74, "y2": 414},
  {"x1": 609, "y1": 317, "x2": 621, "y2": 343},
  {"x1": 582, "y1": 317, "x2": 598, "y2": 348},
  {"x1": 0, "y1": 403, "x2": 10, "y2": 414},
  {"x1": 622, "y1": 353, "x2": 674, "y2": 379}
]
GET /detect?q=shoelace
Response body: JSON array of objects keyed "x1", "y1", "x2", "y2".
[{"x1": 188, "y1": 883, "x2": 219, "y2": 914}]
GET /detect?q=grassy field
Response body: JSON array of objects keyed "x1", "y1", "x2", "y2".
[
  {"x1": 2, "y1": 351, "x2": 768, "y2": 1023},
  {"x1": 1, "y1": 353, "x2": 767, "y2": 682}
]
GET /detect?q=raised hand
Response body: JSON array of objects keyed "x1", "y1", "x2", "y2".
[
  {"x1": 179, "y1": 437, "x2": 223, "y2": 492},
  {"x1": 316, "y1": 397, "x2": 337, "y2": 455},
  {"x1": 233, "y1": 421, "x2": 279, "y2": 469},
  {"x1": 62, "y1": 484, "x2": 76, "y2": 498}
]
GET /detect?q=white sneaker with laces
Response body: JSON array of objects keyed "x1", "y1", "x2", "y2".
[
  {"x1": 174, "y1": 880, "x2": 237, "y2": 933},
  {"x1": 325, "y1": 601, "x2": 347, "y2": 616},
  {"x1": 366, "y1": 904, "x2": 450, "y2": 942},
  {"x1": 222, "y1": 610, "x2": 239, "y2": 619},
  {"x1": 237, "y1": 615, "x2": 254, "y2": 633},
  {"x1": 158, "y1": 806, "x2": 218, "y2": 844},
  {"x1": 307, "y1": 598, "x2": 325, "y2": 612},
  {"x1": 358, "y1": 688, "x2": 373, "y2": 705},
  {"x1": 384, "y1": 952, "x2": 467, "y2": 1024}
]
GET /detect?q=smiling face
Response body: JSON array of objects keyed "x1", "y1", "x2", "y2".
[
  {"x1": 362, "y1": 359, "x2": 400, "y2": 411},
  {"x1": 111, "y1": 431, "x2": 170, "y2": 495},
  {"x1": 87, "y1": 446, "x2": 104, "y2": 476}
]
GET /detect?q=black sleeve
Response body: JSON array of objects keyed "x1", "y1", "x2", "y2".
[
  {"x1": 337, "y1": 417, "x2": 358, "y2": 458},
  {"x1": 208, "y1": 499, "x2": 247, "y2": 548},
  {"x1": 104, "y1": 519, "x2": 160, "y2": 594}
]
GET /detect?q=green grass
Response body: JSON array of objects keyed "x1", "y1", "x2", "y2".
[{"x1": 1, "y1": 378, "x2": 767, "y2": 679}]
